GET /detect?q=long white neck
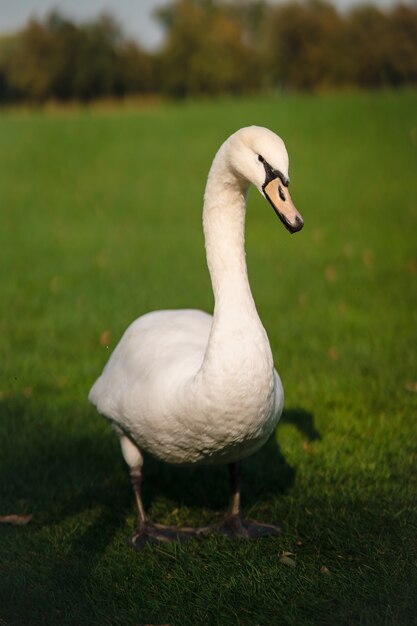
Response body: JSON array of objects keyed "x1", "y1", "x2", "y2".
[
  {"x1": 203, "y1": 150, "x2": 255, "y2": 317},
  {"x1": 200, "y1": 143, "x2": 272, "y2": 374}
]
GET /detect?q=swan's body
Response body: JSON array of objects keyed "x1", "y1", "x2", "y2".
[
  {"x1": 89, "y1": 307, "x2": 282, "y2": 465},
  {"x1": 89, "y1": 126, "x2": 303, "y2": 546}
]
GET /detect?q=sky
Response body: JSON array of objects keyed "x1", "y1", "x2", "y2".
[{"x1": 0, "y1": 0, "x2": 407, "y2": 50}]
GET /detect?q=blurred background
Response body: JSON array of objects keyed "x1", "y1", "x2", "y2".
[{"x1": 0, "y1": 0, "x2": 416, "y2": 104}]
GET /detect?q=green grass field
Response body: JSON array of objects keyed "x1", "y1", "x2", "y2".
[{"x1": 1, "y1": 91, "x2": 416, "y2": 626}]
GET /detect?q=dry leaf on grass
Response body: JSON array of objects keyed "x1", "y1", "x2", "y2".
[
  {"x1": 362, "y1": 249, "x2": 374, "y2": 268},
  {"x1": 95, "y1": 250, "x2": 108, "y2": 268},
  {"x1": 324, "y1": 265, "x2": 337, "y2": 282},
  {"x1": 343, "y1": 242, "x2": 354, "y2": 258},
  {"x1": 302, "y1": 441, "x2": 315, "y2": 455},
  {"x1": 313, "y1": 228, "x2": 323, "y2": 244},
  {"x1": 320, "y1": 566, "x2": 331, "y2": 575},
  {"x1": 338, "y1": 301, "x2": 347, "y2": 316},
  {"x1": 279, "y1": 551, "x2": 296, "y2": 568},
  {"x1": 408, "y1": 258, "x2": 417, "y2": 274},
  {"x1": 100, "y1": 329, "x2": 112, "y2": 347},
  {"x1": 327, "y1": 346, "x2": 338, "y2": 361},
  {"x1": 298, "y1": 293, "x2": 309, "y2": 308},
  {"x1": 0, "y1": 514, "x2": 32, "y2": 525}
]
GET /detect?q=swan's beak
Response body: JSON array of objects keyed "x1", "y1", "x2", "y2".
[{"x1": 263, "y1": 178, "x2": 304, "y2": 234}]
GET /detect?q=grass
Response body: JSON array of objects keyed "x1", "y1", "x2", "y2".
[{"x1": 0, "y1": 90, "x2": 416, "y2": 626}]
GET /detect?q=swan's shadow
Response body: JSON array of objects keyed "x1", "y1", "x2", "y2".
[
  {"x1": 0, "y1": 400, "x2": 318, "y2": 552},
  {"x1": 0, "y1": 402, "x2": 318, "y2": 520},
  {"x1": 0, "y1": 399, "x2": 318, "y2": 622},
  {"x1": 139, "y1": 407, "x2": 318, "y2": 514},
  {"x1": 281, "y1": 407, "x2": 321, "y2": 442}
]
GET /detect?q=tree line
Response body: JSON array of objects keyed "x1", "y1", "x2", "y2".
[{"x1": 0, "y1": 0, "x2": 416, "y2": 103}]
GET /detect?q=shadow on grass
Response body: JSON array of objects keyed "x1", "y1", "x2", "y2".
[
  {"x1": 0, "y1": 399, "x2": 319, "y2": 542},
  {"x1": 0, "y1": 397, "x2": 317, "y2": 519},
  {"x1": 0, "y1": 398, "x2": 317, "y2": 624},
  {"x1": 139, "y1": 407, "x2": 320, "y2": 513},
  {"x1": 1, "y1": 398, "x2": 416, "y2": 626},
  {"x1": 280, "y1": 407, "x2": 321, "y2": 442}
]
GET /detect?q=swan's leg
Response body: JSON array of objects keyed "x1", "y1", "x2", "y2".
[
  {"x1": 117, "y1": 432, "x2": 198, "y2": 549},
  {"x1": 198, "y1": 461, "x2": 282, "y2": 539},
  {"x1": 227, "y1": 460, "x2": 243, "y2": 519},
  {"x1": 118, "y1": 435, "x2": 147, "y2": 526},
  {"x1": 118, "y1": 434, "x2": 149, "y2": 546},
  {"x1": 116, "y1": 432, "x2": 279, "y2": 545},
  {"x1": 224, "y1": 461, "x2": 282, "y2": 538}
]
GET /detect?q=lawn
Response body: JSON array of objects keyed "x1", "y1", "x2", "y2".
[{"x1": 0, "y1": 90, "x2": 416, "y2": 626}]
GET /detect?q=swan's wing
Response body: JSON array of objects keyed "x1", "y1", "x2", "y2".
[{"x1": 89, "y1": 309, "x2": 212, "y2": 420}]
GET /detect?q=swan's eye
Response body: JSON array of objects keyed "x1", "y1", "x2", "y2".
[{"x1": 258, "y1": 155, "x2": 265, "y2": 163}]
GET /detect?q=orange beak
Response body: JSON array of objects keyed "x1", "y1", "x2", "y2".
[{"x1": 263, "y1": 178, "x2": 304, "y2": 234}]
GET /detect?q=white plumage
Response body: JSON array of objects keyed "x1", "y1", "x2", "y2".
[{"x1": 89, "y1": 126, "x2": 303, "y2": 545}]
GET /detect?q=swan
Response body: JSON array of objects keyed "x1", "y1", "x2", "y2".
[{"x1": 89, "y1": 126, "x2": 303, "y2": 548}]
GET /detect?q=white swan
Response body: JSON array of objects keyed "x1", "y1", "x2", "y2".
[{"x1": 89, "y1": 126, "x2": 303, "y2": 548}]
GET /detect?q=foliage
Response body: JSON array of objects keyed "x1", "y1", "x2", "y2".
[
  {"x1": 0, "y1": 1, "x2": 416, "y2": 98},
  {"x1": 345, "y1": 4, "x2": 417, "y2": 87},
  {"x1": 264, "y1": 0, "x2": 347, "y2": 90},
  {"x1": 0, "y1": 90, "x2": 416, "y2": 625},
  {"x1": 156, "y1": 0, "x2": 261, "y2": 96},
  {"x1": 0, "y1": 11, "x2": 155, "y2": 102}
]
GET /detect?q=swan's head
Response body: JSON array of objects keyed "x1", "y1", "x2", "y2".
[{"x1": 226, "y1": 125, "x2": 303, "y2": 234}]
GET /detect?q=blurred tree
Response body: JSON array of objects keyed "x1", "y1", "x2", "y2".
[
  {"x1": 225, "y1": 0, "x2": 269, "y2": 45},
  {"x1": 265, "y1": 0, "x2": 346, "y2": 90},
  {"x1": 337, "y1": 3, "x2": 417, "y2": 88},
  {"x1": 388, "y1": 4, "x2": 417, "y2": 85},
  {"x1": 69, "y1": 15, "x2": 123, "y2": 99},
  {"x1": 7, "y1": 19, "x2": 57, "y2": 101},
  {"x1": 156, "y1": 0, "x2": 261, "y2": 97},
  {"x1": 0, "y1": 34, "x2": 21, "y2": 101},
  {"x1": 3, "y1": 11, "x2": 155, "y2": 102},
  {"x1": 0, "y1": 1, "x2": 416, "y2": 103},
  {"x1": 119, "y1": 42, "x2": 157, "y2": 95},
  {"x1": 346, "y1": 6, "x2": 391, "y2": 87}
]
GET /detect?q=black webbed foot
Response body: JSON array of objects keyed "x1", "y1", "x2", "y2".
[
  {"x1": 197, "y1": 514, "x2": 282, "y2": 540},
  {"x1": 129, "y1": 522, "x2": 198, "y2": 550}
]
